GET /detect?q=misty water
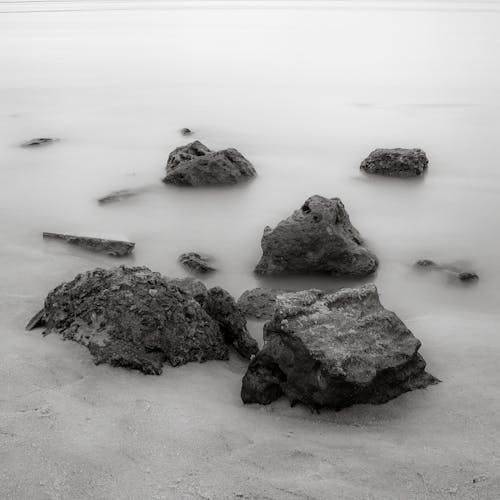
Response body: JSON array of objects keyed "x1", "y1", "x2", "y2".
[{"x1": 1, "y1": 2, "x2": 500, "y2": 498}]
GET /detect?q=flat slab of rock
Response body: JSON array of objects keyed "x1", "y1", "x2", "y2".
[
  {"x1": 43, "y1": 232, "x2": 134, "y2": 257},
  {"x1": 254, "y1": 195, "x2": 378, "y2": 277},
  {"x1": 97, "y1": 189, "x2": 139, "y2": 205},
  {"x1": 241, "y1": 284, "x2": 438, "y2": 410},
  {"x1": 237, "y1": 288, "x2": 290, "y2": 320},
  {"x1": 26, "y1": 267, "x2": 257, "y2": 374},
  {"x1": 179, "y1": 252, "x2": 215, "y2": 274},
  {"x1": 163, "y1": 140, "x2": 256, "y2": 186},
  {"x1": 22, "y1": 137, "x2": 59, "y2": 147},
  {"x1": 414, "y1": 259, "x2": 479, "y2": 282},
  {"x1": 360, "y1": 148, "x2": 428, "y2": 177}
]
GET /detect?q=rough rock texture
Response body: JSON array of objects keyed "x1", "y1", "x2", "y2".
[
  {"x1": 241, "y1": 285, "x2": 438, "y2": 410},
  {"x1": 26, "y1": 267, "x2": 258, "y2": 374},
  {"x1": 254, "y1": 195, "x2": 378, "y2": 277},
  {"x1": 179, "y1": 252, "x2": 216, "y2": 274},
  {"x1": 360, "y1": 148, "x2": 428, "y2": 177},
  {"x1": 414, "y1": 259, "x2": 479, "y2": 283},
  {"x1": 97, "y1": 189, "x2": 138, "y2": 205},
  {"x1": 205, "y1": 287, "x2": 259, "y2": 359},
  {"x1": 163, "y1": 140, "x2": 256, "y2": 186},
  {"x1": 237, "y1": 288, "x2": 290, "y2": 320},
  {"x1": 21, "y1": 137, "x2": 58, "y2": 147},
  {"x1": 43, "y1": 232, "x2": 134, "y2": 257}
]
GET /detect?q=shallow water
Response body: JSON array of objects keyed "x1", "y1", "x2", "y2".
[{"x1": 1, "y1": 2, "x2": 500, "y2": 499}]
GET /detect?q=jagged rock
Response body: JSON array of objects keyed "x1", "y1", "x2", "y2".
[
  {"x1": 180, "y1": 128, "x2": 193, "y2": 136},
  {"x1": 163, "y1": 140, "x2": 256, "y2": 186},
  {"x1": 21, "y1": 137, "x2": 58, "y2": 147},
  {"x1": 179, "y1": 252, "x2": 215, "y2": 274},
  {"x1": 254, "y1": 195, "x2": 378, "y2": 277},
  {"x1": 360, "y1": 148, "x2": 428, "y2": 177},
  {"x1": 97, "y1": 189, "x2": 138, "y2": 205},
  {"x1": 26, "y1": 266, "x2": 228, "y2": 374},
  {"x1": 241, "y1": 285, "x2": 438, "y2": 410},
  {"x1": 26, "y1": 267, "x2": 258, "y2": 373},
  {"x1": 43, "y1": 232, "x2": 134, "y2": 257},
  {"x1": 205, "y1": 287, "x2": 258, "y2": 359},
  {"x1": 237, "y1": 288, "x2": 290, "y2": 320},
  {"x1": 414, "y1": 259, "x2": 479, "y2": 283}
]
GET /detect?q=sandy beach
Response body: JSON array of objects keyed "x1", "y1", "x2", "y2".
[{"x1": 1, "y1": 1, "x2": 500, "y2": 499}]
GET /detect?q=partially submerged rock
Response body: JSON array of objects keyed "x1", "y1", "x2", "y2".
[
  {"x1": 26, "y1": 266, "x2": 257, "y2": 374},
  {"x1": 21, "y1": 137, "x2": 58, "y2": 147},
  {"x1": 163, "y1": 140, "x2": 256, "y2": 186},
  {"x1": 360, "y1": 148, "x2": 428, "y2": 177},
  {"x1": 205, "y1": 287, "x2": 259, "y2": 359},
  {"x1": 237, "y1": 288, "x2": 290, "y2": 320},
  {"x1": 414, "y1": 259, "x2": 479, "y2": 283},
  {"x1": 43, "y1": 232, "x2": 134, "y2": 257},
  {"x1": 241, "y1": 285, "x2": 438, "y2": 410},
  {"x1": 254, "y1": 195, "x2": 378, "y2": 277},
  {"x1": 180, "y1": 128, "x2": 193, "y2": 136},
  {"x1": 179, "y1": 252, "x2": 215, "y2": 274},
  {"x1": 97, "y1": 189, "x2": 138, "y2": 205}
]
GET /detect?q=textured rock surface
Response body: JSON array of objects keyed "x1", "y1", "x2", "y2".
[
  {"x1": 26, "y1": 267, "x2": 258, "y2": 374},
  {"x1": 205, "y1": 287, "x2": 259, "y2": 359},
  {"x1": 163, "y1": 140, "x2": 256, "y2": 186},
  {"x1": 254, "y1": 195, "x2": 378, "y2": 277},
  {"x1": 241, "y1": 285, "x2": 438, "y2": 410},
  {"x1": 179, "y1": 252, "x2": 216, "y2": 274},
  {"x1": 237, "y1": 288, "x2": 290, "y2": 320},
  {"x1": 360, "y1": 148, "x2": 428, "y2": 177},
  {"x1": 21, "y1": 137, "x2": 58, "y2": 147},
  {"x1": 43, "y1": 232, "x2": 134, "y2": 256}
]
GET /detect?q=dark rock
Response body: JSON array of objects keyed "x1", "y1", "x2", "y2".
[
  {"x1": 254, "y1": 195, "x2": 378, "y2": 277},
  {"x1": 26, "y1": 308, "x2": 46, "y2": 331},
  {"x1": 237, "y1": 288, "x2": 290, "y2": 320},
  {"x1": 360, "y1": 148, "x2": 428, "y2": 177},
  {"x1": 21, "y1": 137, "x2": 58, "y2": 147},
  {"x1": 241, "y1": 284, "x2": 438, "y2": 410},
  {"x1": 458, "y1": 271, "x2": 479, "y2": 282},
  {"x1": 163, "y1": 140, "x2": 256, "y2": 186},
  {"x1": 43, "y1": 232, "x2": 134, "y2": 257},
  {"x1": 415, "y1": 259, "x2": 437, "y2": 268},
  {"x1": 205, "y1": 287, "x2": 259, "y2": 359},
  {"x1": 179, "y1": 252, "x2": 215, "y2": 274},
  {"x1": 26, "y1": 266, "x2": 229, "y2": 374},
  {"x1": 97, "y1": 189, "x2": 138, "y2": 205},
  {"x1": 180, "y1": 128, "x2": 193, "y2": 136},
  {"x1": 414, "y1": 259, "x2": 479, "y2": 282},
  {"x1": 167, "y1": 276, "x2": 209, "y2": 307}
]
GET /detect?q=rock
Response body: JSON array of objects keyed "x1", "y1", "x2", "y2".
[
  {"x1": 237, "y1": 288, "x2": 290, "y2": 320},
  {"x1": 97, "y1": 189, "x2": 138, "y2": 204},
  {"x1": 43, "y1": 232, "x2": 134, "y2": 257},
  {"x1": 360, "y1": 148, "x2": 428, "y2": 177},
  {"x1": 25, "y1": 308, "x2": 46, "y2": 331},
  {"x1": 21, "y1": 137, "x2": 58, "y2": 147},
  {"x1": 167, "y1": 276, "x2": 209, "y2": 307},
  {"x1": 205, "y1": 287, "x2": 258, "y2": 359},
  {"x1": 163, "y1": 140, "x2": 256, "y2": 186},
  {"x1": 241, "y1": 284, "x2": 438, "y2": 410},
  {"x1": 254, "y1": 195, "x2": 378, "y2": 277},
  {"x1": 180, "y1": 128, "x2": 193, "y2": 136},
  {"x1": 26, "y1": 266, "x2": 229, "y2": 374},
  {"x1": 414, "y1": 259, "x2": 479, "y2": 283},
  {"x1": 179, "y1": 252, "x2": 215, "y2": 274}
]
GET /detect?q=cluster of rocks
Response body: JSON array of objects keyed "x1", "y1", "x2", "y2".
[
  {"x1": 414, "y1": 259, "x2": 479, "y2": 282},
  {"x1": 28, "y1": 136, "x2": 472, "y2": 412}
]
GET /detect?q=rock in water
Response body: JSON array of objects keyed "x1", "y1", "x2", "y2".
[
  {"x1": 97, "y1": 189, "x2": 138, "y2": 205},
  {"x1": 205, "y1": 287, "x2": 259, "y2": 359},
  {"x1": 22, "y1": 137, "x2": 58, "y2": 147},
  {"x1": 180, "y1": 128, "x2": 193, "y2": 136},
  {"x1": 241, "y1": 285, "x2": 438, "y2": 410},
  {"x1": 43, "y1": 232, "x2": 134, "y2": 256},
  {"x1": 237, "y1": 288, "x2": 290, "y2": 320},
  {"x1": 414, "y1": 259, "x2": 479, "y2": 283},
  {"x1": 360, "y1": 148, "x2": 428, "y2": 177},
  {"x1": 179, "y1": 252, "x2": 216, "y2": 274},
  {"x1": 26, "y1": 266, "x2": 229, "y2": 374},
  {"x1": 163, "y1": 140, "x2": 256, "y2": 186},
  {"x1": 254, "y1": 195, "x2": 378, "y2": 277}
]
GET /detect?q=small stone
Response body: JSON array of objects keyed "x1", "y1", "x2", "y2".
[
  {"x1": 361, "y1": 148, "x2": 428, "y2": 177},
  {"x1": 22, "y1": 137, "x2": 58, "y2": 147},
  {"x1": 458, "y1": 271, "x2": 479, "y2": 282},
  {"x1": 180, "y1": 128, "x2": 193, "y2": 136},
  {"x1": 97, "y1": 189, "x2": 138, "y2": 204}
]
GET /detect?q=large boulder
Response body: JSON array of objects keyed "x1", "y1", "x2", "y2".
[
  {"x1": 360, "y1": 148, "x2": 428, "y2": 177},
  {"x1": 163, "y1": 140, "x2": 256, "y2": 186},
  {"x1": 241, "y1": 285, "x2": 438, "y2": 410},
  {"x1": 237, "y1": 288, "x2": 290, "y2": 320},
  {"x1": 26, "y1": 266, "x2": 257, "y2": 374},
  {"x1": 254, "y1": 195, "x2": 378, "y2": 277},
  {"x1": 43, "y1": 232, "x2": 134, "y2": 257}
]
